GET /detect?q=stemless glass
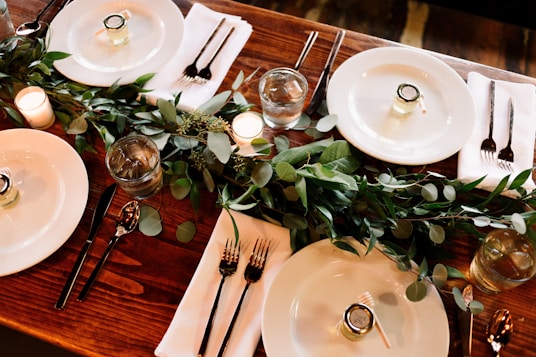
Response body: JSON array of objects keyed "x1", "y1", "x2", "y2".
[
  {"x1": 0, "y1": 0, "x2": 14, "y2": 40},
  {"x1": 258, "y1": 67, "x2": 308, "y2": 129},
  {"x1": 105, "y1": 134, "x2": 163, "y2": 200},
  {"x1": 469, "y1": 228, "x2": 536, "y2": 294}
]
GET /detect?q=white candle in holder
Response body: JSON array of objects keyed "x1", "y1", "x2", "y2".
[
  {"x1": 232, "y1": 112, "x2": 264, "y2": 144},
  {"x1": 15, "y1": 86, "x2": 55, "y2": 130}
]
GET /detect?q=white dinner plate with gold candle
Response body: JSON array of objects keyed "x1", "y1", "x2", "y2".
[
  {"x1": 327, "y1": 47, "x2": 475, "y2": 165},
  {"x1": 262, "y1": 239, "x2": 449, "y2": 356},
  {"x1": 47, "y1": 0, "x2": 184, "y2": 86},
  {"x1": 0, "y1": 129, "x2": 88, "y2": 276}
]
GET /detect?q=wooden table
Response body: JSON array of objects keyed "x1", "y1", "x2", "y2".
[{"x1": 2, "y1": 0, "x2": 536, "y2": 356}]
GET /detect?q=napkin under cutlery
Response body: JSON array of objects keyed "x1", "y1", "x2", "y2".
[
  {"x1": 145, "y1": 3, "x2": 252, "y2": 111},
  {"x1": 457, "y1": 72, "x2": 536, "y2": 196},
  {"x1": 154, "y1": 210, "x2": 291, "y2": 357}
]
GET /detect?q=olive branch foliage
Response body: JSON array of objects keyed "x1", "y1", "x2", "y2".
[{"x1": 2, "y1": 35, "x2": 536, "y2": 307}]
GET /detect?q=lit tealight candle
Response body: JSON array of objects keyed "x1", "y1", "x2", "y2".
[
  {"x1": 232, "y1": 112, "x2": 264, "y2": 144},
  {"x1": 15, "y1": 86, "x2": 55, "y2": 130}
]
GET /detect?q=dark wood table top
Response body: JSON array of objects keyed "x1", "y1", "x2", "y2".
[{"x1": 2, "y1": 0, "x2": 536, "y2": 356}]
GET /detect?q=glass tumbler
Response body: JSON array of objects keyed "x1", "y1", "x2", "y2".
[
  {"x1": 0, "y1": 0, "x2": 14, "y2": 40},
  {"x1": 469, "y1": 228, "x2": 536, "y2": 294},
  {"x1": 105, "y1": 134, "x2": 163, "y2": 200},
  {"x1": 258, "y1": 67, "x2": 308, "y2": 129}
]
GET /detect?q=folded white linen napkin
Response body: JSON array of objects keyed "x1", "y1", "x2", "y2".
[
  {"x1": 145, "y1": 3, "x2": 253, "y2": 111},
  {"x1": 457, "y1": 71, "x2": 536, "y2": 195},
  {"x1": 154, "y1": 210, "x2": 292, "y2": 357}
]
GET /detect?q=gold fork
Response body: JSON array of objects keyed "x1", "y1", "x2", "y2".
[
  {"x1": 197, "y1": 238, "x2": 240, "y2": 357},
  {"x1": 216, "y1": 238, "x2": 270, "y2": 357}
]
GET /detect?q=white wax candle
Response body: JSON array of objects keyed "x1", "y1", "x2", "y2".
[
  {"x1": 232, "y1": 112, "x2": 264, "y2": 144},
  {"x1": 15, "y1": 86, "x2": 55, "y2": 130}
]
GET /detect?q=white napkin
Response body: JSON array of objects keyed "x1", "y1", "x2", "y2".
[
  {"x1": 154, "y1": 210, "x2": 292, "y2": 357},
  {"x1": 457, "y1": 72, "x2": 536, "y2": 195},
  {"x1": 145, "y1": 3, "x2": 252, "y2": 111}
]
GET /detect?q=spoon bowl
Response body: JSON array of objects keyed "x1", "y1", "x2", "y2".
[
  {"x1": 16, "y1": 0, "x2": 58, "y2": 36},
  {"x1": 76, "y1": 200, "x2": 140, "y2": 301},
  {"x1": 486, "y1": 309, "x2": 513, "y2": 356}
]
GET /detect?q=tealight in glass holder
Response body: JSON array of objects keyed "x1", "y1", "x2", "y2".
[
  {"x1": 0, "y1": 168, "x2": 19, "y2": 208},
  {"x1": 232, "y1": 112, "x2": 264, "y2": 144},
  {"x1": 339, "y1": 303, "x2": 375, "y2": 341},
  {"x1": 103, "y1": 12, "x2": 130, "y2": 45},
  {"x1": 392, "y1": 83, "x2": 425, "y2": 116}
]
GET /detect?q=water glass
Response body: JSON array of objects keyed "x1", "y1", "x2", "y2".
[
  {"x1": 0, "y1": 0, "x2": 14, "y2": 40},
  {"x1": 105, "y1": 134, "x2": 163, "y2": 200},
  {"x1": 258, "y1": 67, "x2": 308, "y2": 129},
  {"x1": 469, "y1": 228, "x2": 536, "y2": 294}
]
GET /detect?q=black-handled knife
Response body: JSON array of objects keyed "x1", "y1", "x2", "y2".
[
  {"x1": 458, "y1": 284, "x2": 474, "y2": 357},
  {"x1": 305, "y1": 29, "x2": 345, "y2": 115},
  {"x1": 54, "y1": 183, "x2": 117, "y2": 310}
]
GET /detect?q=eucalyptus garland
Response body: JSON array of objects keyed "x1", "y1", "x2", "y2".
[{"x1": 2, "y1": 35, "x2": 536, "y2": 307}]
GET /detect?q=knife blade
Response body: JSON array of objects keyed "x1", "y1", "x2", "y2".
[
  {"x1": 305, "y1": 29, "x2": 345, "y2": 115},
  {"x1": 54, "y1": 183, "x2": 117, "y2": 310},
  {"x1": 458, "y1": 284, "x2": 474, "y2": 357}
]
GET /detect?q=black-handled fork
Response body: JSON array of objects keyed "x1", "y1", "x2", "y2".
[
  {"x1": 216, "y1": 238, "x2": 270, "y2": 357},
  {"x1": 197, "y1": 238, "x2": 240, "y2": 357}
]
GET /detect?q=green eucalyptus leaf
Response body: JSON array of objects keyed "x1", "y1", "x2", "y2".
[
  {"x1": 295, "y1": 175, "x2": 308, "y2": 210},
  {"x1": 171, "y1": 177, "x2": 191, "y2": 200},
  {"x1": 274, "y1": 135, "x2": 290, "y2": 152},
  {"x1": 421, "y1": 183, "x2": 438, "y2": 202},
  {"x1": 431, "y1": 263, "x2": 448, "y2": 288},
  {"x1": 429, "y1": 224, "x2": 445, "y2": 244},
  {"x1": 511, "y1": 212, "x2": 527, "y2": 234},
  {"x1": 276, "y1": 162, "x2": 298, "y2": 182},
  {"x1": 233, "y1": 91, "x2": 248, "y2": 106},
  {"x1": 452, "y1": 287, "x2": 467, "y2": 311},
  {"x1": 406, "y1": 280, "x2": 427, "y2": 302},
  {"x1": 157, "y1": 98, "x2": 177, "y2": 123},
  {"x1": 232, "y1": 70, "x2": 245, "y2": 90},
  {"x1": 443, "y1": 185, "x2": 456, "y2": 201},
  {"x1": 176, "y1": 220, "x2": 197, "y2": 243},
  {"x1": 198, "y1": 90, "x2": 231, "y2": 115},
  {"x1": 472, "y1": 216, "x2": 491, "y2": 227},
  {"x1": 203, "y1": 167, "x2": 215, "y2": 193},
  {"x1": 66, "y1": 115, "x2": 88, "y2": 135},
  {"x1": 392, "y1": 219, "x2": 413, "y2": 239},
  {"x1": 207, "y1": 131, "x2": 231, "y2": 164},
  {"x1": 468, "y1": 300, "x2": 485, "y2": 314},
  {"x1": 283, "y1": 186, "x2": 299, "y2": 201},
  {"x1": 251, "y1": 161, "x2": 273, "y2": 187},
  {"x1": 315, "y1": 114, "x2": 338, "y2": 132},
  {"x1": 139, "y1": 206, "x2": 162, "y2": 236}
]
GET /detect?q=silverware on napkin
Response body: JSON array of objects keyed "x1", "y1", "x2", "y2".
[
  {"x1": 457, "y1": 284, "x2": 473, "y2": 357},
  {"x1": 54, "y1": 183, "x2": 117, "y2": 310},
  {"x1": 305, "y1": 29, "x2": 345, "y2": 115}
]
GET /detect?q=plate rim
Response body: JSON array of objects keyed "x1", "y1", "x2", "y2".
[
  {"x1": 47, "y1": 0, "x2": 184, "y2": 86},
  {"x1": 0, "y1": 129, "x2": 88, "y2": 276},
  {"x1": 261, "y1": 239, "x2": 450, "y2": 356},
  {"x1": 327, "y1": 46, "x2": 475, "y2": 165}
]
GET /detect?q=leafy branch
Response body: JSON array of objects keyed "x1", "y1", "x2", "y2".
[{"x1": 2, "y1": 35, "x2": 536, "y2": 306}]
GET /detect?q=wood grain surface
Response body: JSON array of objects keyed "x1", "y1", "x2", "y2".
[{"x1": 2, "y1": 1, "x2": 536, "y2": 356}]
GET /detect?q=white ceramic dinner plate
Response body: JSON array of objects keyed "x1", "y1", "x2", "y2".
[
  {"x1": 262, "y1": 239, "x2": 449, "y2": 357},
  {"x1": 327, "y1": 47, "x2": 475, "y2": 165},
  {"x1": 0, "y1": 129, "x2": 88, "y2": 276},
  {"x1": 48, "y1": 0, "x2": 184, "y2": 86}
]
